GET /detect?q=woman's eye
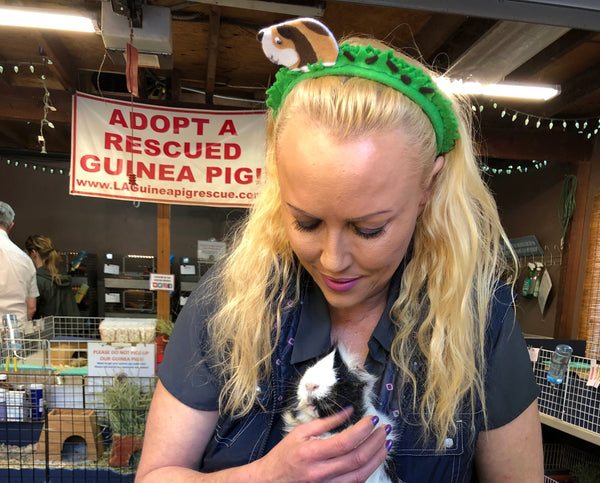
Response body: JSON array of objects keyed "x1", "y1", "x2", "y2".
[
  {"x1": 294, "y1": 219, "x2": 321, "y2": 232},
  {"x1": 354, "y1": 225, "x2": 385, "y2": 239}
]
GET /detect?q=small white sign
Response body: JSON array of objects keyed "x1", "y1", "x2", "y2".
[
  {"x1": 180, "y1": 264, "x2": 196, "y2": 275},
  {"x1": 149, "y1": 273, "x2": 175, "y2": 291},
  {"x1": 87, "y1": 342, "x2": 156, "y2": 377},
  {"x1": 105, "y1": 293, "x2": 121, "y2": 303},
  {"x1": 197, "y1": 240, "x2": 226, "y2": 261},
  {"x1": 104, "y1": 263, "x2": 120, "y2": 275}
]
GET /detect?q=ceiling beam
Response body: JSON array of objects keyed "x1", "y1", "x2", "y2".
[
  {"x1": 540, "y1": 61, "x2": 600, "y2": 117},
  {"x1": 426, "y1": 18, "x2": 497, "y2": 71},
  {"x1": 413, "y1": 14, "x2": 466, "y2": 61},
  {"x1": 507, "y1": 29, "x2": 598, "y2": 80},
  {"x1": 481, "y1": 126, "x2": 592, "y2": 161},
  {"x1": 338, "y1": 0, "x2": 600, "y2": 30},
  {"x1": 204, "y1": 5, "x2": 220, "y2": 105},
  {"x1": 447, "y1": 21, "x2": 569, "y2": 83},
  {"x1": 0, "y1": 85, "x2": 71, "y2": 124},
  {"x1": 37, "y1": 33, "x2": 77, "y2": 93}
]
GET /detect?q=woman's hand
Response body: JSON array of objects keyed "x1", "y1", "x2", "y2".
[{"x1": 251, "y1": 407, "x2": 391, "y2": 483}]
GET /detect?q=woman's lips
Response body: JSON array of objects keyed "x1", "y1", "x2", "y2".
[{"x1": 321, "y1": 274, "x2": 360, "y2": 292}]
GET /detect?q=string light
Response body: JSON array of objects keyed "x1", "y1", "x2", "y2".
[
  {"x1": 39, "y1": 70, "x2": 57, "y2": 154},
  {"x1": 472, "y1": 100, "x2": 600, "y2": 140},
  {"x1": 0, "y1": 59, "x2": 50, "y2": 75},
  {"x1": 3, "y1": 157, "x2": 68, "y2": 174},
  {"x1": 481, "y1": 158, "x2": 550, "y2": 175}
]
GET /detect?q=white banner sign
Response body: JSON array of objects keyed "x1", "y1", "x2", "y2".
[
  {"x1": 87, "y1": 342, "x2": 156, "y2": 377},
  {"x1": 70, "y1": 92, "x2": 266, "y2": 207}
]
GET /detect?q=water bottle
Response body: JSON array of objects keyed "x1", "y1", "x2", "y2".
[{"x1": 546, "y1": 344, "x2": 573, "y2": 384}]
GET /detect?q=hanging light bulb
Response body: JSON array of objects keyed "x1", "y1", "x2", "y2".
[
  {"x1": 13, "y1": 65, "x2": 18, "y2": 73},
  {"x1": 29, "y1": 64, "x2": 34, "y2": 73},
  {"x1": 562, "y1": 120, "x2": 567, "y2": 129},
  {"x1": 501, "y1": 109, "x2": 506, "y2": 118},
  {"x1": 493, "y1": 102, "x2": 498, "y2": 109},
  {"x1": 0, "y1": 65, "x2": 3, "y2": 74},
  {"x1": 525, "y1": 116, "x2": 530, "y2": 126},
  {"x1": 479, "y1": 104, "x2": 484, "y2": 112},
  {"x1": 536, "y1": 118, "x2": 541, "y2": 128},
  {"x1": 549, "y1": 121, "x2": 554, "y2": 129},
  {"x1": 583, "y1": 121, "x2": 588, "y2": 129},
  {"x1": 575, "y1": 121, "x2": 580, "y2": 129},
  {"x1": 512, "y1": 113, "x2": 517, "y2": 122}
]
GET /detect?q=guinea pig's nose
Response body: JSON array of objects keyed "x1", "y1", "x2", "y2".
[{"x1": 257, "y1": 31, "x2": 264, "y2": 42}]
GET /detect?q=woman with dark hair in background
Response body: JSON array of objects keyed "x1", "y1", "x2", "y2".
[{"x1": 25, "y1": 234, "x2": 80, "y2": 319}]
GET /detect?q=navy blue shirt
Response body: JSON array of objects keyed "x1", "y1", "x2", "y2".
[{"x1": 159, "y1": 267, "x2": 539, "y2": 482}]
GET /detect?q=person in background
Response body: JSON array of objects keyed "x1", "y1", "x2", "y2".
[
  {"x1": 136, "y1": 18, "x2": 543, "y2": 483},
  {"x1": 25, "y1": 234, "x2": 80, "y2": 318},
  {"x1": 0, "y1": 201, "x2": 38, "y2": 324}
]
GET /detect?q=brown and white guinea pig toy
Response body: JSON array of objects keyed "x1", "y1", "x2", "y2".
[{"x1": 257, "y1": 18, "x2": 339, "y2": 71}]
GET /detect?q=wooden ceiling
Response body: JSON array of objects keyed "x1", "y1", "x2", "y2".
[{"x1": 1, "y1": 0, "x2": 600, "y2": 164}]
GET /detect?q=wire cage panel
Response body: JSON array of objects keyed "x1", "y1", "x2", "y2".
[
  {"x1": 0, "y1": 373, "x2": 156, "y2": 480},
  {"x1": 532, "y1": 347, "x2": 600, "y2": 436}
]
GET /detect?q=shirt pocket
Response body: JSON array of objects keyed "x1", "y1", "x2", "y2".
[
  {"x1": 391, "y1": 413, "x2": 472, "y2": 483},
  {"x1": 212, "y1": 380, "x2": 273, "y2": 448}
]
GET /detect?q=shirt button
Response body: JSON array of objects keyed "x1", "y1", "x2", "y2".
[{"x1": 445, "y1": 438, "x2": 454, "y2": 448}]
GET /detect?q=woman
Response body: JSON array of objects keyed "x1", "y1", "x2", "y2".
[
  {"x1": 25, "y1": 235, "x2": 80, "y2": 318},
  {"x1": 136, "y1": 19, "x2": 543, "y2": 482}
]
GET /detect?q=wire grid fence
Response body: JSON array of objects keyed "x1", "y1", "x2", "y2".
[
  {"x1": 532, "y1": 347, "x2": 600, "y2": 434},
  {"x1": 544, "y1": 441, "x2": 598, "y2": 474},
  {"x1": 0, "y1": 316, "x2": 156, "y2": 481}
]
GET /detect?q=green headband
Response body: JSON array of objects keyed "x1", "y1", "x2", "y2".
[{"x1": 265, "y1": 43, "x2": 460, "y2": 155}]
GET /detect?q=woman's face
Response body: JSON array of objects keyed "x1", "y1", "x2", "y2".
[{"x1": 277, "y1": 116, "x2": 433, "y2": 317}]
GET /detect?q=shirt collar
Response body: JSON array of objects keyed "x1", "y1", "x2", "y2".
[{"x1": 290, "y1": 262, "x2": 406, "y2": 365}]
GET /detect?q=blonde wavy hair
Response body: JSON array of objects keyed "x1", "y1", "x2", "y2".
[{"x1": 204, "y1": 38, "x2": 517, "y2": 450}]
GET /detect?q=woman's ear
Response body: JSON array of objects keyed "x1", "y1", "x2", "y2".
[{"x1": 419, "y1": 155, "x2": 445, "y2": 212}]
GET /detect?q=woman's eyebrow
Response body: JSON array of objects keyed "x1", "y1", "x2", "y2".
[{"x1": 286, "y1": 202, "x2": 391, "y2": 222}]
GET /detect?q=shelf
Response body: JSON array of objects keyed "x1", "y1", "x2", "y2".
[
  {"x1": 540, "y1": 413, "x2": 600, "y2": 446},
  {"x1": 104, "y1": 279, "x2": 149, "y2": 289},
  {"x1": 180, "y1": 281, "x2": 197, "y2": 292}
]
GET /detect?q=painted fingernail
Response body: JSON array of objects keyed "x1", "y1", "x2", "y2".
[
  {"x1": 385, "y1": 424, "x2": 392, "y2": 435},
  {"x1": 371, "y1": 416, "x2": 379, "y2": 425},
  {"x1": 385, "y1": 439, "x2": 393, "y2": 451}
]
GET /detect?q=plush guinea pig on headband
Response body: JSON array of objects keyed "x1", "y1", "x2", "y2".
[{"x1": 257, "y1": 17, "x2": 339, "y2": 72}]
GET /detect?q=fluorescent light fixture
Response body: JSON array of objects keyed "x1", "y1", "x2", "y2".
[
  {"x1": 0, "y1": 6, "x2": 96, "y2": 33},
  {"x1": 436, "y1": 78, "x2": 560, "y2": 101}
]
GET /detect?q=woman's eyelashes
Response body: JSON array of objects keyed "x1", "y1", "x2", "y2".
[
  {"x1": 292, "y1": 219, "x2": 386, "y2": 239},
  {"x1": 353, "y1": 225, "x2": 386, "y2": 239}
]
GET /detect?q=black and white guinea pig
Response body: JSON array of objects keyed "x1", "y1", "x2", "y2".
[{"x1": 257, "y1": 17, "x2": 339, "y2": 72}]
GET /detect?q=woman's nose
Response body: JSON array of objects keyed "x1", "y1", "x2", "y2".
[{"x1": 320, "y1": 231, "x2": 351, "y2": 273}]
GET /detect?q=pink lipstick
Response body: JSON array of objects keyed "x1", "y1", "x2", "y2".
[{"x1": 321, "y1": 274, "x2": 360, "y2": 292}]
